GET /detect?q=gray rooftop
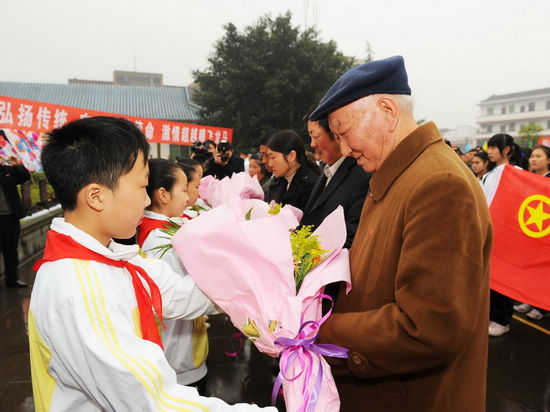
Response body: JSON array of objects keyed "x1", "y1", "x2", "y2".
[
  {"x1": 0, "y1": 82, "x2": 200, "y2": 121},
  {"x1": 482, "y1": 87, "x2": 550, "y2": 103}
]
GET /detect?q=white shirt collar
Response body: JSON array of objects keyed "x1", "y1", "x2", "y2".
[
  {"x1": 323, "y1": 156, "x2": 346, "y2": 185},
  {"x1": 50, "y1": 217, "x2": 139, "y2": 261},
  {"x1": 285, "y1": 171, "x2": 297, "y2": 190},
  {"x1": 144, "y1": 210, "x2": 169, "y2": 221}
]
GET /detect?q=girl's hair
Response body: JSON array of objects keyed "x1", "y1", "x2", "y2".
[
  {"x1": 473, "y1": 151, "x2": 495, "y2": 173},
  {"x1": 178, "y1": 157, "x2": 200, "y2": 168},
  {"x1": 531, "y1": 145, "x2": 550, "y2": 171},
  {"x1": 178, "y1": 163, "x2": 199, "y2": 183},
  {"x1": 249, "y1": 154, "x2": 268, "y2": 178},
  {"x1": 146, "y1": 158, "x2": 182, "y2": 202},
  {"x1": 487, "y1": 133, "x2": 523, "y2": 166},
  {"x1": 267, "y1": 129, "x2": 320, "y2": 174}
]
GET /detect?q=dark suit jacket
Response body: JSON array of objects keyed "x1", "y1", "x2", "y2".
[
  {"x1": 266, "y1": 164, "x2": 319, "y2": 211},
  {"x1": 301, "y1": 157, "x2": 371, "y2": 248},
  {"x1": 0, "y1": 164, "x2": 31, "y2": 218}
]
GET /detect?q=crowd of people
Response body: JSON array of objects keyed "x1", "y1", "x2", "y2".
[{"x1": 3, "y1": 55, "x2": 545, "y2": 411}]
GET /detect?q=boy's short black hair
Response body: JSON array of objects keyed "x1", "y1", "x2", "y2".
[{"x1": 42, "y1": 116, "x2": 150, "y2": 211}]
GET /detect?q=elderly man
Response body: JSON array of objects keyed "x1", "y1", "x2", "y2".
[{"x1": 310, "y1": 56, "x2": 492, "y2": 411}]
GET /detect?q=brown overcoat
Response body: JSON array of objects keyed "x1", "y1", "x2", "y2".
[{"x1": 319, "y1": 122, "x2": 492, "y2": 411}]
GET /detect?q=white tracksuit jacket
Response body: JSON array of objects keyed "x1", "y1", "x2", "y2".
[{"x1": 29, "y1": 218, "x2": 275, "y2": 412}]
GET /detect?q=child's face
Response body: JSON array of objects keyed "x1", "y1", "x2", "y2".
[
  {"x1": 186, "y1": 174, "x2": 200, "y2": 207},
  {"x1": 165, "y1": 169, "x2": 189, "y2": 217},
  {"x1": 103, "y1": 151, "x2": 151, "y2": 240}
]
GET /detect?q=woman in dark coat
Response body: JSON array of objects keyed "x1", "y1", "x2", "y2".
[{"x1": 265, "y1": 129, "x2": 320, "y2": 211}]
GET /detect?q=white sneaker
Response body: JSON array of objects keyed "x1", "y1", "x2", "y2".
[
  {"x1": 513, "y1": 303, "x2": 532, "y2": 313},
  {"x1": 489, "y1": 321, "x2": 510, "y2": 337},
  {"x1": 526, "y1": 308, "x2": 547, "y2": 321}
]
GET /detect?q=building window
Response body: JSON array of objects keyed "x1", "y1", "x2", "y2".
[
  {"x1": 509, "y1": 104, "x2": 515, "y2": 113},
  {"x1": 501, "y1": 107, "x2": 506, "y2": 114},
  {"x1": 520, "y1": 105, "x2": 525, "y2": 112},
  {"x1": 547, "y1": 120, "x2": 550, "y2": 129},
  {"x1": 509, "y1": 123, "x2": 515, "y2": 131},
  {"x1": 487, "y1": 125, "x2": 493, "y2": 133},
  {"x1": 487, "y1": 107, "x2": 494, "y2": 115},
  {"x1": 546, "y1": 100, "x2": 550, "y2": 110},
  {"x1": 500, "y1": 125, "x2": 506, "y2": 132},
  {"x1": 528, "y1": 102, "x2": 535, "y2": 111}
]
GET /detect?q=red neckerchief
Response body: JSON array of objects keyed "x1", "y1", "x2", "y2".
[
  {"x1": 33, "y1": 230, "x2": 165, "y2": 349},
  {"x1": 137, "y1": 216, "x2": 167, "y2": 248}
]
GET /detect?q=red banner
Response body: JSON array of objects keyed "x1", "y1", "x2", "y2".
[
  {"x1": 0, "y1": 95, "x2": 232, "y2": 146},
  {"x1": 489, "y1": 164, "x2": 550, "y2": 310}
]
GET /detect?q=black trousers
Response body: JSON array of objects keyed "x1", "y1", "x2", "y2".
[
  {"x1": 0, "y1": 214, "x2": 21, "y2": 285},
  {"x1": 490, "y1": 289, "x2": 514, "y2": 326}
]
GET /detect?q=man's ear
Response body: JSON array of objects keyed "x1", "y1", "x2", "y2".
[
  {"x1": 83, "y1": 183, "x2": 107, "y2": 212},
  {"x1": 378, "y1": 97, "x2": 399, "y2": 133}
]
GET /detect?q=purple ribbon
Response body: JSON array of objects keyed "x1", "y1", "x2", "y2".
[{"x1": 271, "y1": 294, "x2": 349, "y2": 412}]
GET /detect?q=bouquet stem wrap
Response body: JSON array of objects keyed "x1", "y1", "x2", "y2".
[{"x1": 273, "y1": 294, "x2": 349, "y2": 412}]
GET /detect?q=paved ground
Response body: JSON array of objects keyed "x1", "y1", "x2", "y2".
[{"x1": 1, "y1": 264, "x2": 549, "y2": 411}]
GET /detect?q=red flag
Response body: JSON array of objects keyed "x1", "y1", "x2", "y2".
[{"x1": 489, "y1": 164, "x2": 550, "y2": 310}]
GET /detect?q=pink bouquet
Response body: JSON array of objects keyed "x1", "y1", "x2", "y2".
[
  {"x1": 172, "y1": 198, "x2": 351, "y2": 411},
  {"x1": 198, "y1": 172, "x2": 264, "y2": 208}
]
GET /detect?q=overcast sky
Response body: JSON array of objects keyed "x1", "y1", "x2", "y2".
[{"x1": 2, "y1": 0, "x2": 549, "y2": 129}]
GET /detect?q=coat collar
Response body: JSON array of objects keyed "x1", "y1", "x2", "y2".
[{"x1": 369, "y1": 122, "x2": 442, "y2": 202}]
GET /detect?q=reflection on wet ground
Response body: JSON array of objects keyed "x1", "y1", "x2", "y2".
[{"x1": 1, "y1": 264, "x2": 549, "y2": 411}]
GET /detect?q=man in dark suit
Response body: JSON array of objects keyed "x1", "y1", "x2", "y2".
[
  {"x1": 0, "y1": 153, "x2": 31, "y2": 287},
  {"x1": 301, "y1": 116, "x2": 371, "y2": 308},
  {"x1": 301, "y1": 116, "x2": 371, "y2": 249}
]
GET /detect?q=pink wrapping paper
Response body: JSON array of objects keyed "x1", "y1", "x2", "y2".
[
  {"x1": 172, "y1": 199, "x2": 351, "y2": 411},
  {"x1": 199, "y1": 172, "x2": 264, "y2": 208}
]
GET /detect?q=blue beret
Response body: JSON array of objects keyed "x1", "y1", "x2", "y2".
[{"x1": 310, "y1": 56, "x2": 411, "y2": 121}]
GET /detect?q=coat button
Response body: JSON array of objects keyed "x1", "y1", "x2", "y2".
[{"x1": 351, "y1": 354, "x2": 362, "y2": 365}]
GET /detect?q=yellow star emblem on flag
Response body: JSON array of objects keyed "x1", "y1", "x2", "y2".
[{"x1": 517, "y1": 194, "x2": 550, "y2": 238}]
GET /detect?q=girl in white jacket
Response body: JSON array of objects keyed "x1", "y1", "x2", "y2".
[{"x1": 139, "y1": 158, "x2": 213, "y2": 394}]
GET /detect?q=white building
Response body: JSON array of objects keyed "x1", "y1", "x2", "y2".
[{"x1": 477, "y1": 87, "x2": 550, "y2": 143}]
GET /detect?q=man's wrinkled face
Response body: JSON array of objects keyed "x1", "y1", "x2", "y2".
[
  {"x1": 329, "y1": 97, "x2": 389, "y2": 173},
  {"x1": 307, "y1": 121, "x2": 341, "y2": 166}
]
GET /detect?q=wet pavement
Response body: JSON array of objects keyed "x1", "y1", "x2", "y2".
[{"x1": 1, "y1": 264, "x2": 549, "y2": 411}]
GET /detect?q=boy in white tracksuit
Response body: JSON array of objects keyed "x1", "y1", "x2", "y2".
[{"x1": 31, "y1": 116, "x2": 275, "y2": 412}]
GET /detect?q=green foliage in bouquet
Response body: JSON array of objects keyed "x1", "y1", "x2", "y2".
[
  {"x1": 148, "y1": 219, "x2": 182, "y2": 259},
  {"x1": 189, "y1": 204, "x2": 208, "y2": 213},
  {"x1": 290, "y1": 225, "x2": 328, "y2": 293}
]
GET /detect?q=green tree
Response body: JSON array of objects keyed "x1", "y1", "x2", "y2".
[
  {"x1": 192, "y1": 12, "x2": 355, "y2": 149},
  {"x1": 519, "y1": 122, "x2": 544, "y2": 147}
]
